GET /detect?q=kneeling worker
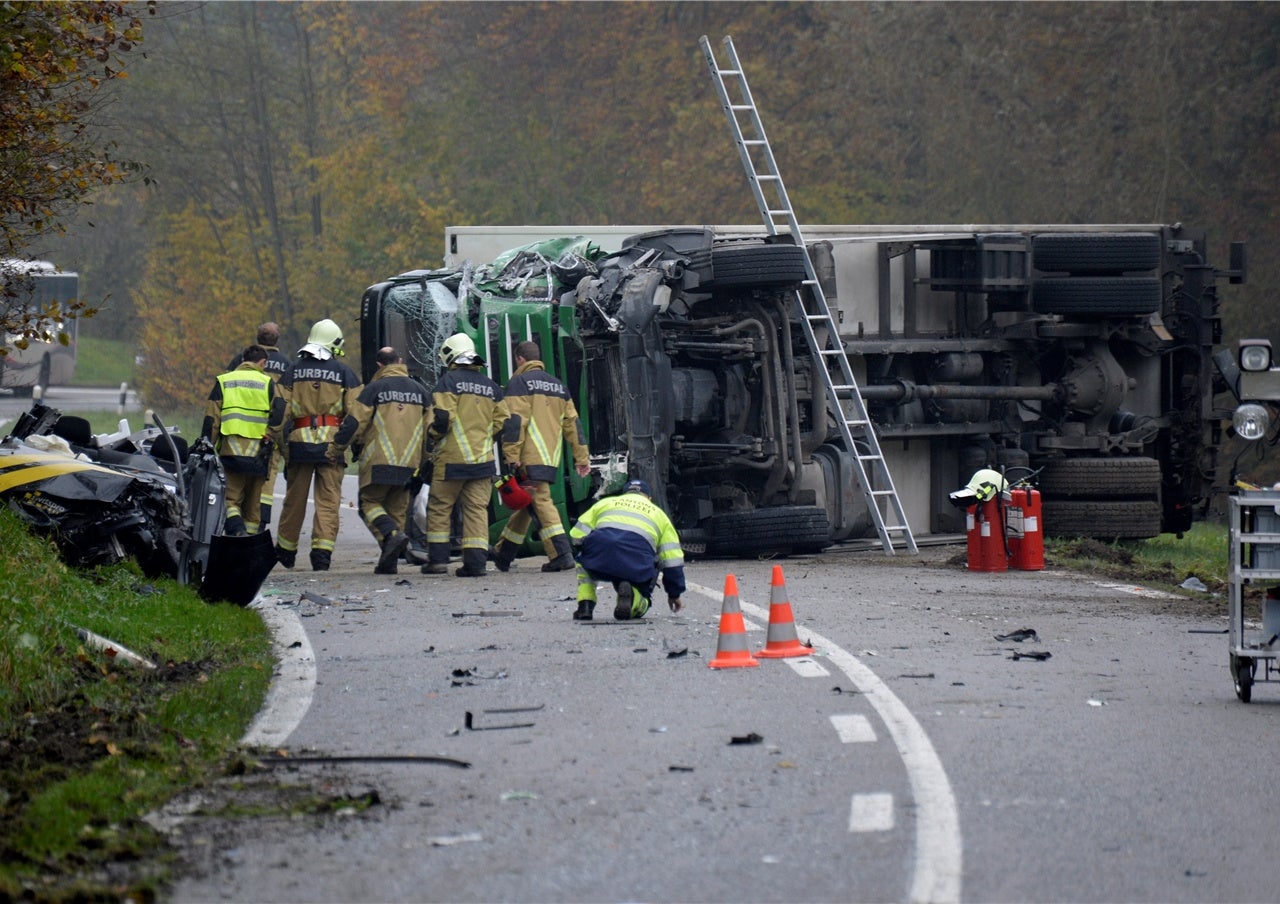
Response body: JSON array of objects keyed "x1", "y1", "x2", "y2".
[{"x1": 569, "y1": 479, "x2": 685, "y2": 621}]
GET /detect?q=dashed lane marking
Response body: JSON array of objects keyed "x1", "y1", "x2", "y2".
[
  {"x1": 785, "y1": 657, "x2": 830, "y2": 678},
  {"x1": 831, "y1": 713, "x2": 878, "y2": 744},
  {"x1": 687, "y1": 580, "x2": 963, "y2": 904},
  {"x1": 849, "y1": 792, "x2": 896, "y2": 832}
]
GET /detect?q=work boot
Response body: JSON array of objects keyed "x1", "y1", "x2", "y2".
[
  {"x1": 490, "y1": 541, "x2": 516, "y2": 573},
  {"x1": 573, "y1": 599, "x2": 595, "y2": 621},
  {"x1": 455, "y1": 549, "x2": 487, "y2": 577},
  {"x1": 310, "y1": 549, "x2": 331, "y2": 572},
  {"x1": 541, "y1": 553, "x2": 575, "y2": 573},
  {"x1": 223, "y1": 515, "x2": 247, "y2": 538},
  {"x1": 455, "y1": 564, "x2": 486, "y2": 577},
  {"x1": 421, "y1": 562, "x2": 449, "y2": 575},
  {"x1": 376, "y1": 531, "x2": 409, "y2": 575},
  {"x1": 614, "y1": 581, "x2": 634, "y2": 621},
  {"x1": 275, "y1": 545, "x2": 296, "y2": 569}
]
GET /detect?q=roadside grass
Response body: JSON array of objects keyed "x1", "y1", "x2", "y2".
[
  {"x1": 71, "y1": 336, "x2": 134, "y2": 387},
  {"x1": 0, "y1": 507, "x2": 273, "y2": 900},
  {"x1": 1044, "y1": 520, "x2": 1229, "y2": 593}
]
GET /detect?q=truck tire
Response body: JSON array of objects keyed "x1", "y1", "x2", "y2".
[
  {"x1": 1041, "y1": 499, "x2": 1162, "y2": 539},
  {"x1": 1032, "y1": 233, "x2": 1161, "y2": 274},
  {"x1": 707, "y1": 505, "x2": 831, "y2": 557},
  {"x1": 706, "y1": 244, "x2": 808, "y2": 289},
  {"x1": 1032, "y1": 276, "x2": 1161, "y2": 316},
  {"x1": 1037, "y1": 457, "x2": 1162, "y2": 497}
]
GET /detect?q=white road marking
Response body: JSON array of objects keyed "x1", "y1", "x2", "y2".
[
  {"x1": 785, "y1": 657, "x2": 830, "y2": 678},
  {"x1": 688, "y1": 580, "x2": 963, "y2": 904},
  {"x1": 1090, "y1": 580, "x2": 1179, "y2": 599},
  {"x1": 241, "y1": 596, "x2": 316, "y2": 748},
  {"x1": 830, "y1": 713, "x2": 877, "y2": 744},
  {"x1": 849, "y1": 792, "x2": 896, "y2": 832}
]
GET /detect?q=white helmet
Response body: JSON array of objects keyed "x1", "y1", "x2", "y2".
[
  {"x1": 948, "y1": 467, "x2": 1009, "y2": 506},
  {"x1": 440, "y1": 332, "x2": 481, "y2": 367},
  {"x1": 300, "y1": 318, "x2": 344, "y2": 359}
]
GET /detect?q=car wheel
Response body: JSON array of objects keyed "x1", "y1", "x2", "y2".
[
  {"x1": 1032, "y1": 232, "x2": 1162, "y2": 274},
  {"x1": 706, "y1": 244, "x2": 809, "y2": 289},
  {"x1": 1041, "y1": 499, "x2": 1162, "y2": 540},
  {"x1": 1032, "y1": 276, "x2": 1161, "y2": 316},
  {"x1": 1037, "y1": 457, "x2": 1162, "y2": 497},
  {"x1": 707, "y1": 505, "x2": 831, "y2": 557}
]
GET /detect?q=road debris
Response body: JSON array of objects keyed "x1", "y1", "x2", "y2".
[
  {"x1": 1010, "y1": 650, "x2": 1052, "y2": 661},
  {"x1": 465, "y1": 710, "x2": 535, "y2": 730},
  {"x1": 995, "y1": 628, "x2": 1039, "y2": 642},
  {"x1": 74, "y1": 626, "x2": 156, "y2": 670},
  {"x1": 729, "y1": 732, "x2": 763, "y2": 746}
]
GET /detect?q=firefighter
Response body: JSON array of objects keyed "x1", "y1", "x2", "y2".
[
  {"x1": 200, "y1": 345, "x2": 285, "y2": 537},
  {"x1": 275, "y1": 319, "x2": 363, "y2": 571},
  {"x1": 568, "y1": 479, "x2": 686, "y2": 622},
  {"x1": 226, "y1": 322, "x2": 292, "y2": 532},
  {"x1": 421, "y1": 333, "x2": 515, "y2": 577},
  {"x1": 491, "y1": 339, "x2": 591, "y2": 573},
  {"x1": 326, "y1": 346, "x2": 429, "y2": 575}
]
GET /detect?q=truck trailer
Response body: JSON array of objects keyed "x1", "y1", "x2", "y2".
[{"x1": 359, "y1": 222, "x2": 1244, "y2": 557}]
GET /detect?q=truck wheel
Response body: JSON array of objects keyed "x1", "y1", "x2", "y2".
[
  {"x1": 1032, "y1": 276, "x2": 1161, "y2": 316},
  {"x1": 1032, "y1": 233, "x2": 1161, "y2": 274},
  {"x1": 706, "y1": 244, "x2": 809, "y2": 289},
  {"x1": 1041, "y1": 499, "x2": 1162, "y2": 540},
  {"x1": 1037, "y1": 457, "x2": 1162, "y2": 497},
  {"x1": 707, "y1": 505, "x2": 831, "y2": 557}
]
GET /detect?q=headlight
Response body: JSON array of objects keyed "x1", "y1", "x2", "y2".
[
  {"x1": 1234, "y1": 403, "x2": 1270, "y2": 441},
  {"x1": 1239, "y1": 340, "x2": 1273, "y2": 372}
]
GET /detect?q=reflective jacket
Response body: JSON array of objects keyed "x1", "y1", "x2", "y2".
[
  {"x1": 333, "y1": 362, "x2": 429, "y2": 488},
  {"x1": 570, "y1": 491, "x2": 686, "y2": 596},
  {"x1": 501, "y1": 358, "x2": 589, "y2": 482},
  {"x1": 427, "y1": 364, "x2": 514, "y2": 481},
  {"x1": 203, "y1": 363, "x2": 284, "y2": 474},
  {"x1": 280, "y1": 353, "x2": 363, "y2": 464}
]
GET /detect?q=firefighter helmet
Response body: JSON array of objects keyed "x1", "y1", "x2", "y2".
[
  {"x1": 948, "y1": 467, "x2": 1009, "y2": 507},
  {"x1": 440, "y1": 333, "x2": 481, "y2": 367},
  {"x1": 300, "y1": 319, "x2": 345, "y2": 360}
]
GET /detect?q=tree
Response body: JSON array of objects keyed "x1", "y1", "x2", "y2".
[{"x1": 0, "y1": 0, "x2": 146, "y2": 354}]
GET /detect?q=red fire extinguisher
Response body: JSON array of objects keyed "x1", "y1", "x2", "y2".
[
  {"x1": 966, "y1": 497, "x2": 1008, "y2": 572},
  {"x1": 494, "y1": 473, "x2": 533, "y2": 510},
  {"x1": 1005, "y1": 486, "x2": 1044, "y2": 571}
]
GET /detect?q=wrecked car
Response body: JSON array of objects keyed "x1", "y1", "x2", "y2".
[{"x1": 0, "y1": 403, "x2": 273, "y2": 604}]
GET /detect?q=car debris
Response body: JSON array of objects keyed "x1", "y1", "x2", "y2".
[
  {"x1": 1, "y1": 401, "x2": 274, "y2": 605},
  {"x1": 74, "y1": 625, "x2": 157, "y2": 670},
  {"x1": 995, "y1": 628, "x2": 1040, "y2": 643}
]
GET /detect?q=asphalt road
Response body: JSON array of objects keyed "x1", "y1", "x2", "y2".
[{"x1": 156, "y1": 480, "x2": 1276, "y2": 904}]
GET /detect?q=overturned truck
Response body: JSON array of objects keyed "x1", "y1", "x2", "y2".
[{"x1": 360, "y1": 223, "x2": 1244, "y2": 556}]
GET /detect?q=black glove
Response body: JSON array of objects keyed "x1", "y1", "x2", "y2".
[
  {"x1": 431, "y1": 409, "x2": 450, "y2": 434},
  {"x1": 350, "y1": 442, "x2": 364, "y2": 461}
]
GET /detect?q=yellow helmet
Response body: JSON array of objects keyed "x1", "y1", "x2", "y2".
[
  {"x1": 440, "y1": 332, "x2": 481, "y2": 367},
  {"x1": 948, "y1": 467, "x2": 1009, "y2": 506},
  {"x1": 300, "y1": 318, "x2": 344, "y2": 359}
]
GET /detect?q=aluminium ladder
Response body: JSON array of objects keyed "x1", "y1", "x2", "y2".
[{"x1": 700, "y1": 34, "x2": 917, "y2": 555}]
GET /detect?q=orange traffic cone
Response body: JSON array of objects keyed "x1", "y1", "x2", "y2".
[
  {"x1": 708, "y1": 574, "x2": 759, "y2": 669},
  {"x1": 756, "y1": 565, "x2": 813, "y2": 658}
]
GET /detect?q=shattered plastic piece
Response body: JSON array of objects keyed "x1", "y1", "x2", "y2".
[
  {"x1": 1180, "y1": 576, "x2": 1208, "y2": 592},
  {"x1": 427, "y1": 832, "x2": 483, "y2": 846},
  {"x1": 465, "y1": 711, "x2": 534, "y2": 730},
  {"x1": 500, "y1": 790, "x2": 539, "y2": 801},
  {"x1": 1087, "y1": 698, "x2": 1106, "y2": 706},
  {"x1": 452, "y1": 610, "x2": 522, "y2": 618},
  {"x1": 302, "y1": 591, "x2": 332, "y2": 606},
  {"x1": 994, "y1": 628, "x2": 1038, "y2": 642},
  {"x1": 729, "y1": 732, "x2": 764, "y2": 746},
  {"x1": 666, "y1": 648, "x2": 689, "y2": 658},
  {"x1": 75, "y1": 627, "x2": 156, "y2": 670},
  {"x1": 1010, "y1": 650, "x2": 1052, "y2": 661},
  {"x1": 669, "y1": 765, "x2": 694, "y2": 772}
]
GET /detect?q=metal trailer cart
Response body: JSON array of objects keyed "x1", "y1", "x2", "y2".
[{"x1": 1228, "y1": 490, "x2": 1280, "y2": 702}]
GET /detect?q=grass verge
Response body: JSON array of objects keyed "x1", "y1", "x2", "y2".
[
  {"x1": 1044, "y1": 521, "x2": 1228, "y2": 593},
  {"x1": 0, "y1": 507, "x2": 273, "y2": 900}
]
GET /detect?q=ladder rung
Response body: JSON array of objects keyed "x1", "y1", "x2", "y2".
[
  {"x1": 757, "y1": 175, "x2": 781, "y2": 182},
  {"x1": 871, "y1": 490, "x2": 895, "y2": 497},
  {"x1": 856, "y1": 455, "x2": 882, "y2": 462},
  {"x1": 882, "y1": 525, "x2": 910, "y2": 533}
]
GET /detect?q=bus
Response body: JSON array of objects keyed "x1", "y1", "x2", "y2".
[{"x1": 1, "y1": 260, "x2": 80, "y2": 396}]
